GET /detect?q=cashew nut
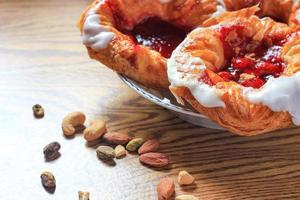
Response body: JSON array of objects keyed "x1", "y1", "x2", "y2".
[
  {"x1": 62, "y1": 111, "x2": 86, "y2": 136},
  {"x1": 83, "y1": 119, "x2": 107, "y2": 142}
]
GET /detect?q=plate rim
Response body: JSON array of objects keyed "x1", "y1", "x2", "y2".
[{"x1": 118, "y1": 74, "x2": 207, "y2": 118}]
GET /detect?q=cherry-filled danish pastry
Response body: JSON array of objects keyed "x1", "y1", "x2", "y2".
[
  {"x1": 224, "y1": 0, "x2": 294, "y2": 23},
  {"x1": 78, "y1": 0, "x2": 224, "y2": 89},
  {"x1": 168, "y1": 7, "x2": 300, "y2": 135},
  {"x1": 289, "y1": 1, "x2": 300, "y2": 31}
]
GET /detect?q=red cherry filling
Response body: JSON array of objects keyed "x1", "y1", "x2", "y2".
[
  {"x1": 241, "y1": 77, "x2": 265, "y2": 88},
  {"x1": 231, "y1": 57, "x2": 255, "y2": 70},
  {"x1": 120, "y1": 18, "x2": 187, "y2": 58},
  {"x1": 199, "y1": 25, "x2": 287, "y2": 89}
]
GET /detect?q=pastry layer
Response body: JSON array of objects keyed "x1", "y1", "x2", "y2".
[{"x1": 168, "y1": 7, "x2": 300, "y2": 135}]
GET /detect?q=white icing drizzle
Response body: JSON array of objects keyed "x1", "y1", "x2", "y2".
[
  {"x1": 210, "y1": 0, "x2": 226, "y2": 18},
  {"x1": 167, "y1": 35, "x2": 225, "y2": 108},
  {"x1": 243, "y1": 73, "x2": 300, "y2": 125},
  {"x1": 168, "y1": 25, "x2": 300, "y2": 125},
  {"x1": 296, "y1": 9, "x2": 300, "y2": 23},
  {"x1": 211, "y1": 5, "x2": 226, "y2": 18},
  {"x1": 82, "y1": 0, "x2": 115, "y2": 51}
]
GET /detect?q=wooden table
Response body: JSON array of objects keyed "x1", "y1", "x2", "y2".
[{"x1": 1, "y1": 0, "x2": 300, "y2": 199}]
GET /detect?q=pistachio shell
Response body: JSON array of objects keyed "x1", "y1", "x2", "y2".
[{"x1": 126, "y1": 138, "x2": 144, "y2": 152}]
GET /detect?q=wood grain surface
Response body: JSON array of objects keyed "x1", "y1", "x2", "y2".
[{"x1": 1, "y1": 0, "x2": 300, "y2": 199}]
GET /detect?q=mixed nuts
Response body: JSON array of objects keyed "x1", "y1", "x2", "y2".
[
  {"x1": 114, "y1": 145, "x2": 126, "y2": 158},
  {"x1": 83, "y1": 119, "x2": 107, "y2": 142},
  {"x1": 78, "y1": 191, "x2": 90, "y2": 200},
  {"x1": 126, "y1": 138, "x2": 144, "y2": 152},
  {"x1": 62, "y1": 111, "x2": 86, "y2": 136},
  {"x1": 43, "y1": 141, "x2": 61, "y2": 161},
  {"x1": 37, "y1": 109, "x2": 199, "y2": 199},
  {"x1": 157, "y1": 177, "x2": 175, "y2": 200},
  {"x1": 40, "y1": 171, "x2": 56, "y2": 193},
  {"x1": 175, "y1": 195, "x2": 198, "y2": 200},
  {"x1": 32, "y1": 104, "x2": 44, "y2": 118},
  {"x1": 96, "y1": 145, "x2": 115, "y2": 161},
  {"x1": 139, "y1": 152, "x2": 169, "y2": 168},
  {"x1": 177, "y1": 170, "x2": 195, "y2": 186},
  {"x1": 103, "y1": 132, "x2": 132, "y2": 145},
  {"x1": 138, "y1": 138, "x2": 160, "y2": 155}
]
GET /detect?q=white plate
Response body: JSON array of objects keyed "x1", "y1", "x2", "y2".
[{"x1": 118, "y1": 74, "x2": 224, "y2": 130}]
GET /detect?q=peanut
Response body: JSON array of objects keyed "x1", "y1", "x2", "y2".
[
  {"x1": 83, "y1": 119, "x2": 107, "y2": 142},
  {"x1": 178, "y1": 171, "x2": 195, "y2": 185},
  {"x1": 62, "y1": 111, "x2": 86, "y2": 136}
]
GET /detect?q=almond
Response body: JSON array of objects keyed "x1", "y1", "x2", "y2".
[
  {"x1": 103, "y1": 132, "x2": 132, "y2": 145},
  {"x1": 157, "y1": 177, "x2": 175, "y2": 200},
  {"x1": 177, "y1": 170, "x2": 195, "y2": 185},
  {"x1": 139, "y1": 152, "x2": 169, "y2": 168},
  {"x1": 138, "y1": 138, "x2": 160, "y2": 154}
]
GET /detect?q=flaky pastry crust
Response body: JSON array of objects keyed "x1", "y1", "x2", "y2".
[
  {"x1": 224, "y1": 0, "x2": 294, "y2": 23},
  {"x1": 169, "y1": 7, "x2": 300, "y2": 135},
  {"x1": 78, "y1": 0, "x2": 221, "y2": 89}
]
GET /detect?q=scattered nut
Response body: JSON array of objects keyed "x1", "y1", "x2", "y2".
[
  {"x1": 178, "y1": 170, "x2": 195, "y2": 186},
  {"x1": 96, "y1": 145, "x2": 115, "y2": 161},
  {"x1": 139, "y1": 152, "x2": 169, "y2": 168},
  {"x1": 175, "y1": 195, "x2": 198, "y2": 200},
  {"x1": 103, "y1": 132, "x2": 132, "y2": 145},
  {"x1": 83, "y1": 119, "x2": 107, "y2": 142},
  {"x1": 43, "y1": 142, "x2": 61, "y2": 161},
  {"x1": 78, "y1": 191, "x2": 90, "y2": 200},
  {"x1": 41, "y1": 171, "x2": 56, "y2": 193},
  {"x1": 115, "y1": 145, "x2": 126, "y2": 158},
  {"x1": 62, "y1": 111, "x2": 86, "y2": 136},
  {"x1": 32, "y1": 104, "x2": 44, "y2": 118},
  {"x1": 126, "y1": 138, "x2": 144, "y2": 152},
  {"x1": 138, "y1": 138, "x2": 160, "y2": 154},
  {"x1": 157, "y1": 177, "x2": 175, "y2": 200}
]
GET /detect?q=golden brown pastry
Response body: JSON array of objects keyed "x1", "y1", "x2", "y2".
[
  {"x1": 224, "y1": 0, "x2": 294, "y2": 23},
  {"x1": 78, "y1": 0, "x2": 223, "y2": 89},
  {"x1": 289, "y1": 1, "x2": 300, "y2": 31},
  {"x1": 168, "y1": 7, "x2": 300, "y2": 135}
]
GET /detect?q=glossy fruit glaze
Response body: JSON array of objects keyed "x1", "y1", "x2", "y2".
[
  {"x1": 107, "y1": 0, "x2": 187, "y2": 58},
  {"x1": 202, "y1": 25, "x2": 287, "y2": 88},
  {"x1": 123, "y1": 18, "x2": 187, "y2": 58}
]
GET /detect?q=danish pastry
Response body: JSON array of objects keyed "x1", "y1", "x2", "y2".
[
  {"x1": 223, "y1": 0, "x2": 294, "y2": 23},
  {"x1": 289, "y1": 1, "x2": 300, "y2": 31},
  {"x1": 168, "y1": 7, "x2": 300, "y2": 135},
  {"x1": 78, "y1": 0, "x2": 224, "y2": 89}
]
